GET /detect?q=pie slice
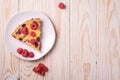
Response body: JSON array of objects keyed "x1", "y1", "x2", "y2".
[{"x1": 11, "y1": 18, "x2": 42, "y2": 51}]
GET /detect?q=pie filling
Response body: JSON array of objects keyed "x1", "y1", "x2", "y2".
[{"x1": 11, "y1": 18, "x2": 42, "y2": 51}]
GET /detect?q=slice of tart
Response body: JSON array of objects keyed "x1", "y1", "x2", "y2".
[{"x1": 11, "y1": 18, "x2": 42, "y2": 51}]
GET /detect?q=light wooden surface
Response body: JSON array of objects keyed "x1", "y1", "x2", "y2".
[{"x1": 0, "y1": 0, "x2": 120, "y2": 80}]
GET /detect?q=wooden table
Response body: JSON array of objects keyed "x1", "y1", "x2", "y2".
[{"x1": 0, "y1": 0, "x2": 120, "y2": 80}]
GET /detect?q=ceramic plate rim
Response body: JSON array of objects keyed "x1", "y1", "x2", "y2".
[{"x1": 5, "y1": 11, "x2": 56, "y2": 61}]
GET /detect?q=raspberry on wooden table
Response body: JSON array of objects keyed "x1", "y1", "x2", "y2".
[
  {"x1": 33, "y1": 63, "x2": 49, "y2": 76},
  {"x1": 58, "y1": 2, "x2": 65, "y2": 9}
]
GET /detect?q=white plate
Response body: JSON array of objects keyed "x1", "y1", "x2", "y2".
[{"x1": 5, "y1": 11, "x2": 56, "y2": 61}]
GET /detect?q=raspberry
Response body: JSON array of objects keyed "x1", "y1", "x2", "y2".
[
  {"x1": 43, "y1": 66, "x2": 48, "y2": 72},
  {"x1": 31, "y1": 22, "x2": 38, "y2": 30},
  {"x1": 30, "y1": 31, "x2": 36, "y2": 37},
  {"x1": 58, "y1": 2, "x2": 65, "y2": 9},
  {"x1": 21, "y1": 27, "x2": 28, "y2": 34},
  {"x1": 33, "y1": 63, "x2": 48, "y2": 76},
  {"x1": 22, "y1": 24, "x2": 26, "y2": 27},
  {"x1": 33, "y1": 66, "x2": 41, "y2": 72},
  {"x1": 22, "y1": 49, "x2": 29, "y2": 57},
  {"x1": 39, "y1": 71, "x2": 45, "y2": 76},
  {"x1": 30, "y1": 39, "x2": 36, "y2": 45},
  {"x1": 38, "y1": 63, "x2": 44, "y2": 68},
  {"x1": 33, "y1": 67, "x2": 36, "y2": 72},
  {"x1": 29, "y1": 52, "x2": 34, "y2": 57},
  {"x1": 17, "y1": 48, "x2": 23, "y2": 54}
]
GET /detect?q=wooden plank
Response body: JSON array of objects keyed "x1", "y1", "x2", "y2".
[
  {"x1": 0, "y1": 0, "x2": 19, "y2": 80},
  {"x1": 19, "y1": 0, "x2": 70, "y2": 80},
  {"x1": 70, "y1": 0, "x2": 97, "y2": 80},
  {"x1": 42, "y1": 0, "x2": 70, "y2": 80},
  {"x1": 1, "y1": 0, "x2": 120, "y2": 80},
  {"x1": 18, "y1": 0, "x2": 44, "y2": 80},
  {"x1": 97, "y1": 0, "x2": 120, "y2": 80}
]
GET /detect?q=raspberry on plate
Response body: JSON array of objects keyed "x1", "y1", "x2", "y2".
[
  {"x1": 22, "y1": 49, "x2": 29, "y2": 57},
  {"x1": 30, "y1": 39, "x2": 36, "y2": 45},
  {"x1": 29, "y1": 52, "x2": 34, "y2": 57},
  {"x1": 17, "y1": 48, "x2": 23, "y2": 54},
  {"x1": 21, "y1": 27, "x2": 28, "y2": 34},
  {"x1": 30, "y1": 31, "x2": 36, "y2": 37},
  {"x1": 31, "y1": 22, "x2": 38, "y2": 30}
]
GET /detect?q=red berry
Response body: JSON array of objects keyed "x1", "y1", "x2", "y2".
[
  {"x1": 30, "y1": 31, "x2": 36, "y2": 37},
  {"x1": 29, "y1": 52, "x2": 34, "y2": 57},
  {"x1": 33, "y1": 66, "x2": 41, "y2": 72},
  {"x1": 33, "y1": 63, "x2": 48, "y2": 76},
  {"x1": 21, "y1": 27, "x2": 28, "y2": 34},
  {"x1": 17, "y1": 48, "x2": 23, "y2": 54},
  {"x1": 38, "y1": 63, "x2": 44, "y2": 68},
  {"x1": 30, "y1": 39, "x2": 36, "y2": 45},
  {"x1": 58, "y1": 2, "x2": 65, "y2": 9},
  {"x1": 43, "y1": 66, "x2": 48, "y2": 72},
  {"x1": 39, "y1": 70, "x2": 45, "y2": 76},
  {"x1": 33, "y1": 67, "x2": 37, "y2": 72},
  {"x1": 31, "y1": 22, "x2": 38, "y2": 30},
  {"x1": 22, "y1": 49, "x2": 29, "y2": 57}
]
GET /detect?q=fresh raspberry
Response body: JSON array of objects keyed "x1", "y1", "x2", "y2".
[
  {"x1": 22, "y1": 49, "x2": 29, "y2": 57},
  {"x1": 33, "y1": 63, "x2": 48, "y2": 76},
  {"x1": 39, "y1": 70, "x2": 45, "y2": 76},
  {"x1": 29, "y1": 52, "x2": 34, "y2": 57},
  {"x1": 30, "y1": 31, "x2": 36, "y2": 37},
  {"x1": 58, "y1": 2, "x2": 65, "y2": 9},
  {"x1": 30, "y1": 39, "x2": 36, "y2": 45},
  {"x1": 21, "y1": 27, "x2": 28, "y2": 34},
  {"x1": 31, "y1": 22, "x2": 38, "y2": 30},
  {"x1": 17, "y1": 48, "x2": 23, "y2": 54},
  {"x1": 43, "y1": 66, "x2": 48, "y2": 72},
  {"x1": 33, "y1": 66, "x2": 41, "y2": 72},
  {"x1": 33, "y1": 67, "x2": 38, "y2": 73},
  {"x1": 38, "y1": 63, "x2": 44, "y2": 68}
]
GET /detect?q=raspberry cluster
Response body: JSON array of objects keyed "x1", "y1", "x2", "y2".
[
  {"x1": 17, "y1": 48, "x2": 34, "y2": 57},
  {"x1": 33, "y1": 63, "x2": 48, "y2": 76}
]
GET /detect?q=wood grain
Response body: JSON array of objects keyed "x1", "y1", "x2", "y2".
[
  {"x1": 70, "y1": 0, "x2": 97, "y2": 80},
  {"x1": 97, "y1": 0, "x2": 120, "y2": 80},
  {"x1": 19, "y1": 0, "x2": 44, "y2": 80},
  {"x1": 42, "y1": 0, "x2": 70, "y2": 80},
  {"x1": 0, "y1": 0, "x2": 20, "y2": 80},
  {"x1": 0, "y1": 0, "x2": 120, "y2": 80}
]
